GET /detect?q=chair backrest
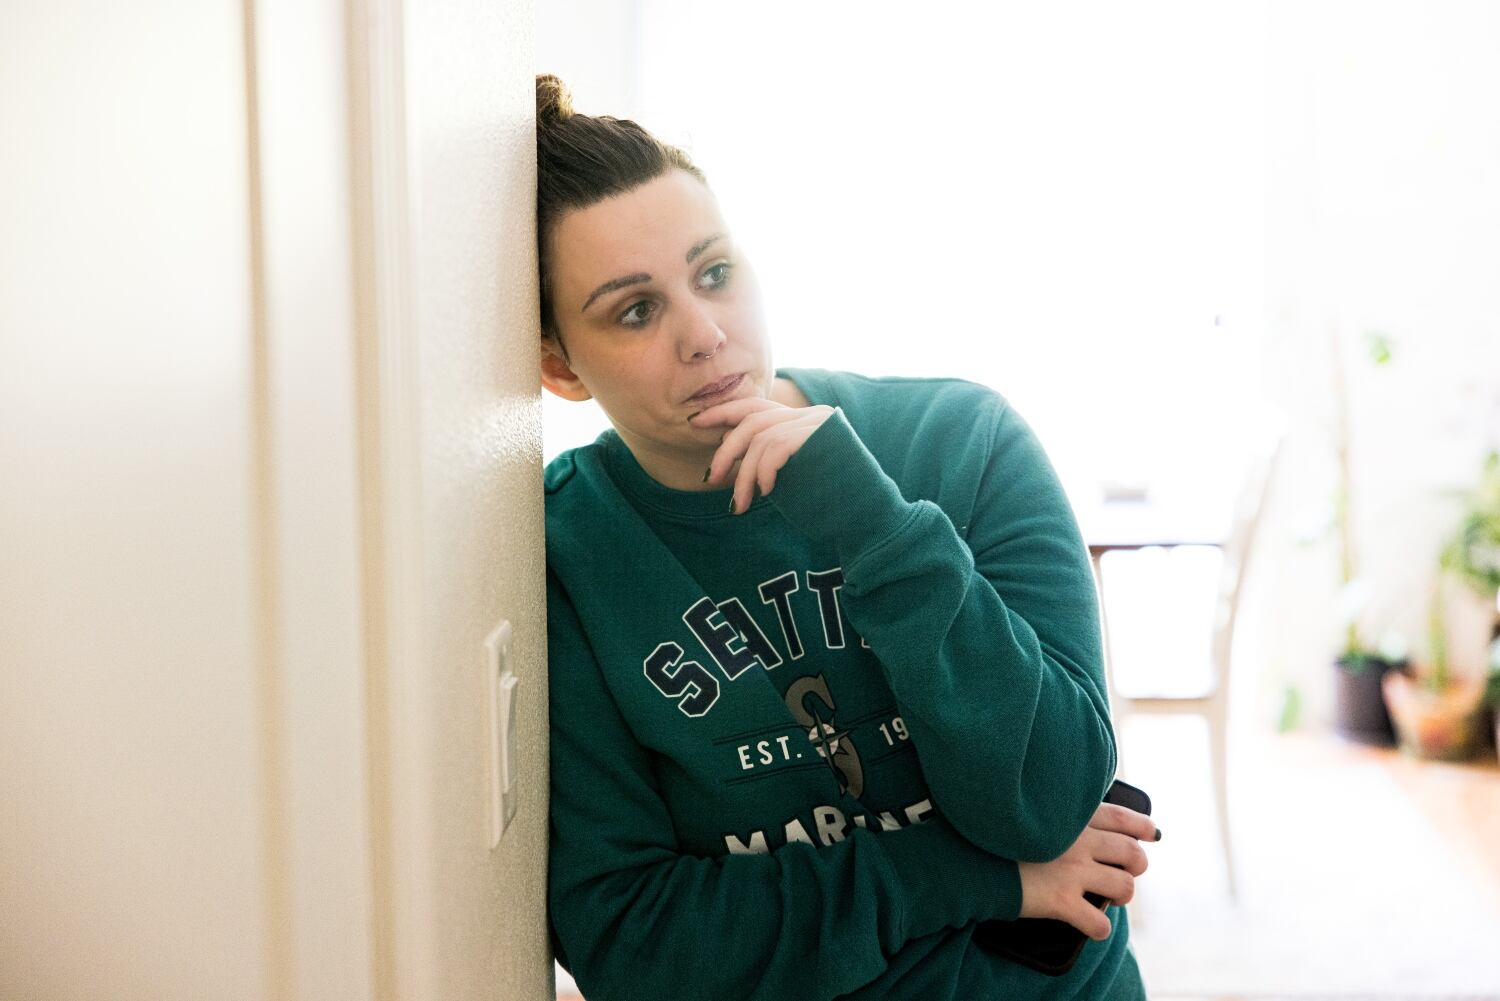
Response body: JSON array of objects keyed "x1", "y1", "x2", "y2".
[{"x1": 1208, "y1": 424, "x2": 1287, "y2": 691}]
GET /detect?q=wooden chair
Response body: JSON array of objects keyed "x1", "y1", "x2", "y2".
[{"x1": 1092, "y1": 427, "x2": 1284, "y2": 905}]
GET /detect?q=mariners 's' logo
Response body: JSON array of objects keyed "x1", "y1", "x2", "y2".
[{"x1": 784, "y1": 674, "x2": 863, "y2": 798}]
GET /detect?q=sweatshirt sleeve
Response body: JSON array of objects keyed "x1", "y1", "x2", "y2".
[
  {"x1": 767, "y1": 399, "x2": 1116, "y2": 863},
  {"x1": 545, "y1": 569, "x2": 1024, "y2": 1001}
]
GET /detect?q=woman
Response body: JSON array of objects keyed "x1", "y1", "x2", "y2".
[{"x1": 537, "y1": 73, "x2": 1156, "y2": 1001}]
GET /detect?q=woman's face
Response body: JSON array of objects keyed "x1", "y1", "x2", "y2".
[{"x1": 540, "y1": 168, "x2": 773, "y2": 462}]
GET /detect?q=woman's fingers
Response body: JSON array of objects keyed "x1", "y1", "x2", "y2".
[
  {"x1": 731, "y1": 415, "x2": 829, "y2": 511},
  {"x1": 1089, "y1": 864, "x2": 1135, "y2": 907},
  {"x1": 707, "y1": 408, "x2": 835, "y2": 510},
  {"x1": 751, "y1": 412, "x2": 826, "y2": 494},
  {"x1": 689, "y1": 395, "x2": 782, "y2": 429},
  {"x1": 1089, "y1": 802, "x2": 1158, "y2": 843},
  {"x1": 1093, "y1": 830, "x2": 1151, "y2": 877},
  {"x1": 701, "y1": 403, "x2": 792, "y2": 485},
  {"x1": 732, "y1": 427, "x2": 778, "y2": 512},
  {"x1": 1068, "y1": 896, "x2": 1115, "y2": 942}
]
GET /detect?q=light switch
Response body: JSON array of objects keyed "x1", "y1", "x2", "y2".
[
  {"x1": 500, "y1": 670, "x2": 519, "y2": 830},
  {"x1": 484, "y1": 621, "x2": 519, "y2": 849}
]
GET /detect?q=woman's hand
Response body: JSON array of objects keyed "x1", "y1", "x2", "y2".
[
  {"x1": 689, "y1": 398, "x2": 837, "y2": 514},
  {"x1": 1015, "y1": 802, "x2": 1156, "y2": 942}
]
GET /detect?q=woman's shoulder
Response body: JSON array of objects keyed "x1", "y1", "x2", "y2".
[
  {"x1": 543, "y1": 448, "x2": 582, "y2": 496},
  {"x1": 543, "y1": 439, "x2": 615, "y2": 538},
  {"x1": 784, "y1": 368, "x2": 1010, "y2": 460},
  {"x1": 543, "y1": 439, "x2": 625, "y2": 580},
  {"x1": 779, "y1": 369, "x2": 1011, "y2": 518},
  {"x1": 781, "y1": 366, "x2": 1010, "y2": 419},
  {"x1": 543, "y1": 433, "x2": 616, "y2": 498}
]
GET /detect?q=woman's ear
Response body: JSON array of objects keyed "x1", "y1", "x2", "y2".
[{"x1": 540, "y1": 336, "x2": 593, "y2": 402}]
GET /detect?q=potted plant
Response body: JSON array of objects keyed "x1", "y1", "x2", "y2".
[
  {"x1": 1442, "y1": 448, "x2": 1500, "y2": 759},
  {"x1": 1484, "y1": 637, "x2": 1500, "y2": 762},
  {"x1": 1382, "y1": 450, "x2": 1500, "y2": 761},
  {"x1": 1332, "y1": 608, "x2": 1404, "y2": 745},
  {"x1": 1381, "y1": 572, "x2": 1486, "y2": 760},
  {"x1": 1326, "y1": 327, "x2": 1402, "y2": 745}
]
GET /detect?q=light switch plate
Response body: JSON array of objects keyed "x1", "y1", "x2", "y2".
[
  {"x1": 501, "y1": 671, "x2": 519, "y2": 829},
  {"x1": 484, "y1": 620, "x2": 517, "y2": 849}
]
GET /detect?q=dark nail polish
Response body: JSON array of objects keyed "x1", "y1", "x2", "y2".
[
  {"x1": 687, "y1": 411, "x2": 701, "y2": 422},
  {"x1": 1154, "y1": 828, "x2": 1162, "y2": 842},
  {"x1": 702, "y1": 467, "x2": 711, "y2": 483}
]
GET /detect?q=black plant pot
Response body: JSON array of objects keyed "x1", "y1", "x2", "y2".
[
  {"x1": 1334, "y1": 654, "x2": 1400, "y2": 746},
  {"x1": 1476, "y1": 701, "x2": 1498, "y2": 754}
]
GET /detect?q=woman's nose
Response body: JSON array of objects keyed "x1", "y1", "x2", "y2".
[{"x1": 678, "y1": 304, "x2": 726, "y2": 361}]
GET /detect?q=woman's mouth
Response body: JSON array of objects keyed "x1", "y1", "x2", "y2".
[{"x1": 687, "y1": 372, "x2": 746, "y2": 404}]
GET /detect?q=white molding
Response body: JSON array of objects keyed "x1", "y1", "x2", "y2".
[{"x1": 345, "y1": 0, "x2": 439, "y2": 997}]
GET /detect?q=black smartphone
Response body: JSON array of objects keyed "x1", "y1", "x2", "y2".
[{"x1": 970, "y1": 778, "x2": 1153, "y2": 977}]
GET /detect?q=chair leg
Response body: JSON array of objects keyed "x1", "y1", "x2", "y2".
[
  {"x1": 1091, "y1": 551, "x2": 1127, "y2": 777},
  {"x1": 1092, "y1": 551, "x2": 1150, "y2": 929},
  {"x1": 1111, "y1": 711, "x2": 1129, "y2": 786},
  {"x1": 1090, "y1": 551, "x2": 1119, "y2": 710},
  {"x1": 1209, "y1": 708, "x2": 1238, "y2": 901},
  {"x1": 1123, "y1": 895, "x2": 1147, "y2": 935},
  {"x1": 1124, "y1": 800, "x2": 1149, "y2": 933}
]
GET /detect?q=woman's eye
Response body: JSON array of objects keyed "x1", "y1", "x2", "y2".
[
  {"x1": 619, "y1": 300, "x2": 656, "y2": 327},
  {"x1": 698, "y1": 262, "x2": 733, "y2": 289},
  {"x1": 617, "y1": 264, "x2": 730, "y2": 327}
]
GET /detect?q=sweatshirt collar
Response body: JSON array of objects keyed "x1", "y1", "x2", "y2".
[{"x1": 601, "y1": 428, "x2": 749, "y2": 519}]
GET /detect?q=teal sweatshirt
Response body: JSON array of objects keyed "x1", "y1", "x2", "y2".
[{"x1": 544, "y1": 367, "x2": 1148, "y2": 1001}]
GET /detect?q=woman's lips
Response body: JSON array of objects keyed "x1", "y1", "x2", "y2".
[{"x1": 688, "y1": 372, "x2": 746, "y2": 403}]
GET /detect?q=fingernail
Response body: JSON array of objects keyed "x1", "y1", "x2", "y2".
[
  {"x1": 702, "y1": 467, "x2": 711, "y2": 483},
  {"x1": 687, "y1": 411, "x2": 701, "y2": 423},
  {"x1": 1154, "y1": 828, "x2": 1162, "y2": 842},
  {"x1": 728, "y1": 496, "x2": 737, "y2": 514}
]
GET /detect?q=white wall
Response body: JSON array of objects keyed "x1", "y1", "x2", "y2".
[
  {"x1": 0, "y1": 3, "x2": 274, "y2": 996},
  {"x1": 1251, "y1": 0, "x2": 1500, "y2": 728},
  {"x1": 0, "y1": 1, "x2": 550, "y2": 998},
  {"x1": 257, "y1": 0, "x2": 375, "y2": 994}
]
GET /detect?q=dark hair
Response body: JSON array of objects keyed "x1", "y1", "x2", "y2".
[{"x1": 536, "y1": 73, "x2": 708, "y2": 356}]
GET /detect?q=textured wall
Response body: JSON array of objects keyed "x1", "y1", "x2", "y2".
[{"x1": 403, "y1": 0, "x2": 551, "y2": 997}]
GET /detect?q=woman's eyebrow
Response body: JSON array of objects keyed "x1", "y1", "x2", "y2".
[
  {"x1": 580, "y1": 232, "x2": 726, "y2": 314},
  {"x1": 685, "y1": 232, "x2": 724, "y2": 263},
  {"x1": 581, "y1": 273, "x2": 649, "y2": 314}
]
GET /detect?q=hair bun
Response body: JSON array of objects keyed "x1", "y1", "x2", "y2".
[{"x1": 536, "y1": 74, "x2": 575, "y2": 128}]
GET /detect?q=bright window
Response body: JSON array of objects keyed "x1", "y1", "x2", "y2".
[{"x1": 544, "y1": 1, "x2": 1271, "y2": 515}]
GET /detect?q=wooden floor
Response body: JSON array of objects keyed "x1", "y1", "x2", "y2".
[
  {"x1": 555, "y1": 722, "x2": 1500, "y2": 1001},
  {"x1": 1121, "y1": 719, "x2": 1500, "y2": 999}
]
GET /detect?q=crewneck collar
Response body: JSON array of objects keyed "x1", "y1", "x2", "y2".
[{"x1": 602, "y1": 429, "x2": 763, "y2": 519}]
